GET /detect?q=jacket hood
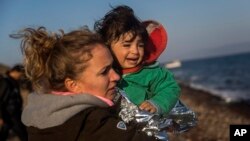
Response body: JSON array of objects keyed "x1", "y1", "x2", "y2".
[
  {"x1": 22, "y1": 93, "x2": 108, "y2": 129},
  {"x1": 143, "y1": 20, "x2": 168, "y2": 64}
]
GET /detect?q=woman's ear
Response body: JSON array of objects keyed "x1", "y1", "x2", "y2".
[{"x1": 64, "y1": 78, "x2": 78, "y2": 93}]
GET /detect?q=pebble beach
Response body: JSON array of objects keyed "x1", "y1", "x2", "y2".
[{"x1": 169, "y1": 84, "x2": 250, "y2": 141}]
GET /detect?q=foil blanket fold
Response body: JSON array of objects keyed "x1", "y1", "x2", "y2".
[{"x1": 118, "y1": 90, "x2": 197, "y2": 141}]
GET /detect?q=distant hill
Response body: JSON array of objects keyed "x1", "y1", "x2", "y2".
[
  {"x1": 206, "y1": 42, "x2": 250, "y2": 58},
  {"x1": 179, "y1": 42, "x2": 250, "y2": 61}
]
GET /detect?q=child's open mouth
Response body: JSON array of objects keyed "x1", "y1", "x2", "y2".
[{"x1": 126, "y1": 58, "x2": 138, "y2": 64}]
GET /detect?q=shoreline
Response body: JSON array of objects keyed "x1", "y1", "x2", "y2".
[{"x1": 169, "y1": 83, "x2": 250, "y2": 141}]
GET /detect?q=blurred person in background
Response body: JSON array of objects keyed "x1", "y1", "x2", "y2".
[{"x1": 0, "y1": 64, "x2": 28, "y2": 141}]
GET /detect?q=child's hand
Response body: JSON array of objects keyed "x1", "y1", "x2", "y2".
[{"x1": 139, "y1": 101, "x2": 157, "y2": 113}]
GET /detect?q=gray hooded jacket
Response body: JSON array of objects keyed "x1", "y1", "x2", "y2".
[{"x1": 22, "y1": 93, "x2": 108, "y2": 129}]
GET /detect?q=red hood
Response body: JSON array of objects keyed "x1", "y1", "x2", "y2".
[{"x1": 143, "y1": 20, "x2": 168, "y2": 64}]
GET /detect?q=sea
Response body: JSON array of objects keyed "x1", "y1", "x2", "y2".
[{"x1": 168, "y1": 52, "x2": 250, "y2": 104}]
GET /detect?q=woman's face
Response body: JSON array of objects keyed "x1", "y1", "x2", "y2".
[
  {"x1": 111, "y1": 32, "x2": 145, "y2": 69},
  {"x1": 75, "y1": 44, "x2": 120, "y2": 100}
]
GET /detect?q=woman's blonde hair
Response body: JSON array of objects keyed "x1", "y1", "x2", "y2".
[{"x1": 12, "y1": 26, "x2": 104, "y2": 93}]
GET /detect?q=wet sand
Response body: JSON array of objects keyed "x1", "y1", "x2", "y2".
[{"x1": 169, "y1": 84, "x2": 250, "y2": 141}]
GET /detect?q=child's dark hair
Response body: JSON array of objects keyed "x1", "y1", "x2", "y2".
[
  {"x1": 94, "y1": 5, "x2": 148, "y2": 73},
  {"x1": 94, "y1": 5, "x2": 148, "y2": 47}
]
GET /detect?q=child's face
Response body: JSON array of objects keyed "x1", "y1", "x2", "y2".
[{"x1": 111, "y1": 32, "x2": 144, "y2": 69}]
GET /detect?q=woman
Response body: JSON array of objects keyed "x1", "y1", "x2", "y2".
[{"x1": 13, "y1": 26, "x2": 159, "y2": 141}]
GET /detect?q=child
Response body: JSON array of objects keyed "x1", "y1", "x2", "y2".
[{"x1": 94, "y1": 5, "x2": 181, "y2": 115}]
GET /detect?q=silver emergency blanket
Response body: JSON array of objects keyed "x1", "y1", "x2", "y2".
[{"x1": 118, "y1": 89, "x2": 197, "y2": 141}]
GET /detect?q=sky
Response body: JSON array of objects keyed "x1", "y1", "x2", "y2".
[{"x1": 1, "y1": 0, "x2": 250, "y2": 66}]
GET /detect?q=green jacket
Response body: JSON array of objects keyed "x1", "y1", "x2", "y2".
[{"x1": 118, "y1": 62, "x2": 181, "y2": 115}]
